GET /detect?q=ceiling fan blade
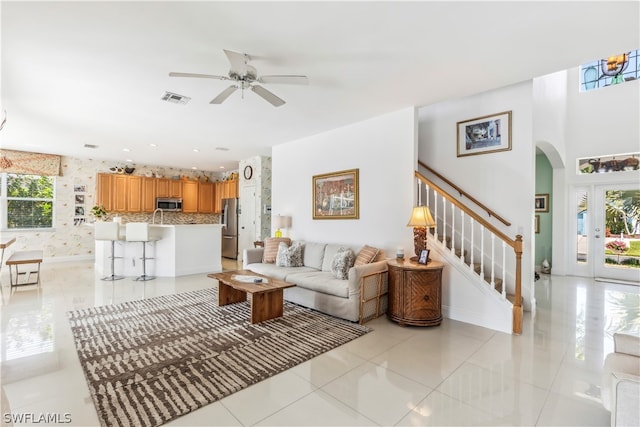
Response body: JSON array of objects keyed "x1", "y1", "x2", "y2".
[
  {"x1": 169, "y1": 72, "x2": 229, "y2": 80},
  {"x1": 251, "y1": 85, "x2": 285, "y2": 107},
  {"x1": 210, "y1": 85, "x2": 238, "y2": 104},
  {"x1": 223, "y1": 49, "x2": 249, "y2": 76},
  {"x1": 259, "y1": 75, "x2": 309, "y2": 85}
]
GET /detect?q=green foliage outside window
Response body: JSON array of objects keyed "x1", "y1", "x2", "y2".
[
  {"x1": 606, "y1": 190, "x2": 640, "y2": 236},
  {"x1": 6, "y1": 174, "x2": 55, "y2": 229}
]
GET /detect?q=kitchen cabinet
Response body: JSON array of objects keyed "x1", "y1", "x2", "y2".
[
  {"x1": 181, "y1": 180, "x2": 198, "y2": 213},
  {"x1": 96, "y1": 173, "x2": 114, "y2": 210},
  {"x1": 156, "y1": 179, "x2": 183, "y2": 198},
  {"x1": 214, "y1": 179, "x2": 238, "y2": 213},
  {"x1": 96, "y1": 174, "x2": 218, "y2": 214},
  {"x1": 141, "y1": 177, "x2": 156, "y2": 212},
  {"x1": 112, "y1": 175, "x2": 129, "y2": 212},
  {"x1": 127, "y1": 176, "x2": 143, "y2": 212},
  {"x1": 198, "y1": 181, "x2": 214, "y2": 213},
  {"x1": 387, "y1": 259, "x2": 444, "y2": 327}
]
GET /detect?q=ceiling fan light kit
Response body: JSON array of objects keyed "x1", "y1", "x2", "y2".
[{"x1": 169, "y1": 49, "x2": 308, "y2": 107}]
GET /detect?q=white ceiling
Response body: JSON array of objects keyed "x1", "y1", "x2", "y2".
[{"x1": 2, "y1": 1, "x2": 638, "y2": 172}]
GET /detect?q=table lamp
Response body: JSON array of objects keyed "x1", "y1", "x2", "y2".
[
  {"x1": 274, "y1": 214, "x2": 292, "y2": 238},
  {"x1": 407, "y1": 206, "x2": 436, "y2": 257}
]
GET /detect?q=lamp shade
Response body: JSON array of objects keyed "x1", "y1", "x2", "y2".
[
  {"x1": 407, "y1": 206, "x2": 435, "y2": 228},
  {"x1": 274, "y1": 215, "x2": 292, "y2": 229}
]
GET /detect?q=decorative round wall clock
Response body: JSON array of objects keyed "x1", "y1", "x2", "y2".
[{"x1": 243, "y1": 165, "x2": 253, "y2": 180}]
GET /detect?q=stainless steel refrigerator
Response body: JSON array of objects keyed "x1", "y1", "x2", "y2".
[{"x1": 221, "y1": 198, "x2": 238, "y2": 259}]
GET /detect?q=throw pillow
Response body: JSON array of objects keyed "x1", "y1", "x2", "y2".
[
  {"x1": 263, "y1": 237, "x2": 291, "y2": 263},
  {"x1": 331, "y1": 248, "x2": 355, "y2": 280},
  {"x1": 354, "y1": 245, "x2": 379, "y2": 266},
  {"x1": 276, "y1": 241, "x2": 304, "y2": 267}
]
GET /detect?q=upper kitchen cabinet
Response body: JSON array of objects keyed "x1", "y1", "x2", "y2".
[
  {"x1": 198, "y1": 181, "x2": 215, "y2": 213},
  {"x1": 182, "y1": 180, "x2": 198, "y2": 213}
]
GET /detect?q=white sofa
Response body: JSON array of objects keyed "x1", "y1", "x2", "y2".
[
  {"x1": 243, "y1": 241, "x2": 387, "y2": 322},
  {"x1": 602, "y1": 332, "x2": 640, "y2": 427}
]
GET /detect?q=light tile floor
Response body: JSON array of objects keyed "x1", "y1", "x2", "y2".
[{"x1": 1, "y1": 260, "x2": 638, "y2": 426}]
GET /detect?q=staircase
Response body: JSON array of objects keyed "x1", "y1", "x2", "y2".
[{"x1": 416, "y1": 165, "x2": 523, "y2": 334}]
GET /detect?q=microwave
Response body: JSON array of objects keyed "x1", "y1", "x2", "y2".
[{"x1": 156, "y1": 198, "x2": 182, "y2": 212}]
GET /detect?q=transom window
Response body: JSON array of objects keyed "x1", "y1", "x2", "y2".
[
  {"x1": 580, "y1": 49, "x2": 639, "y2": 92},
  {"x1": 1, "y1": 173, "x2": 55, "y2": 230}
]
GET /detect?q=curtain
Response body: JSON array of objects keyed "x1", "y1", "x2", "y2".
[{"x1": 0, "y1": 149, "x2": 62, "y2": 176}]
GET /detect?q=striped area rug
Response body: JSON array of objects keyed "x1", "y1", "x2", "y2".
[{"x1": 67, "y1": 287, "x2": 370, "y2": 427}]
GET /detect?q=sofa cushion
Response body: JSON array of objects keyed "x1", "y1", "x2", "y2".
[
  {"x1": 302, "y1": 241, "x2": 326, "y2": 270},
  {"x1": 354, "y1": 245, "x2": 379, "y2": 266},
  {"x1": 276, "y1": 241, "x2": 304, "y2": 267},
  {"x1": 322, "y1": 244, "x2": 352, "y2": 272},
  {"x1": 286, "y1": 271, "x2": 349, "y2": 298},
  {"x1": 244, "y1": 263, "x2": 317, "y2": 281},
  {"x1": 263, "y1": 237, "x2": 291, "y2": 263},
  {"x1": 331, "y1": 249, "x2": 355, "y2": 279}
]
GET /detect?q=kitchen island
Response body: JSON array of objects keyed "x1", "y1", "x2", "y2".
[{"x1": 94, "y1": 224, "x2": 223, "y2": 278}]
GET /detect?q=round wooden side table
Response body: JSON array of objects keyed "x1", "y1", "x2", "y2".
[{"x1": 387, "y1": 259, "x2": 444, "y2": 326}]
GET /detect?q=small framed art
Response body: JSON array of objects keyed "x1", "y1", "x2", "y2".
[{"x1": 535, "y1": 194, "x2": 549, "y2": 212}]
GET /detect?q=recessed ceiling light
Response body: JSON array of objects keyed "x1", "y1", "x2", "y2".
[
  {"x1": 125, "y1": 159, "x2": 133, "y2": 163},
  {"x1": 219, "y1": 166, "x2": 225, "y2": 169},
  {"x1": 191, "y1": 166, "x2": 197, "y2": 170},
  {"x1": 123, "y1": 148, "x2": 130, "y2": 152},
  {"x1": 193, "y1": 148, "x2": 200, "y2": 152},
  {"x1": 149, "y1": 143, "x2": 157, "y2": 148}
]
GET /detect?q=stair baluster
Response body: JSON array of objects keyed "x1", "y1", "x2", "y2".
[
  {"x1": 490, "y1": 234, "x2": 496, "y2": 290},
  {"x1": 502, "y1": 241, "x2": 507, "y2": 299},
  {"x1": 460, "y1": 210, "x2": 465, "y2": 262},
  {"x1": 469, "y1": 218, "x2": 475, "y2": 271},
  {"x1": 480, "y1": 225, "x2": 485, "y2": 278},
  {"x1": 450, "y1": 200, "x2": 456, "y2": 255}
]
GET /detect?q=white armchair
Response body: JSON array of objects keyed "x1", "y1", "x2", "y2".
[{"x1": 602, "y1": 332, "x2": 640, "y2": 427}]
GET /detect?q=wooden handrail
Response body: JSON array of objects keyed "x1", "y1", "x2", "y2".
[
  {"x1": 416, "y1": 170, "x2": 523, "y2": 334},
  {"x1": 418, "y1": 161, "x2": 511, "y2": 227},
  {"x1": 416, "y1": 171, "x2": 516, "y2": 248}
]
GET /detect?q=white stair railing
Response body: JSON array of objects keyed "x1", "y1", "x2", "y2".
[{"x1": 415, "y1": 171, "x2": 523, "y2": 334}]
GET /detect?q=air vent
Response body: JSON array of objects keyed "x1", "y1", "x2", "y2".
[
  {"x1": 84, "y1": 144, "x2": 98, "y2": 149},
  {"x1": 161, "y1": 91, "x2": 190, "y2": 105}
]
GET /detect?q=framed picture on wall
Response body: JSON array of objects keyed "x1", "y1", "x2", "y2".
[
  {"x1": 535, "y1": 215, "x2": 540, "y2": 234},
  {"x1": 457, "y1": 111, "x2": 512, "y2": 157},
  {"x1": 535, "y1": 194, "x2": 549, "y2": 212},
  {"x1": 312, "y1": 168, "x2": 359, "y2": 219}
]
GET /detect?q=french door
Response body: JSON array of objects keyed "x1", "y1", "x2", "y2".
[{"x1": 593, "y1": 184, "x2": 640, "y2": 283}]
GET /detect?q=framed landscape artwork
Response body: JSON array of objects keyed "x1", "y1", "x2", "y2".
[
  {"x1": 457, "y1": 111, "x2": 512, "y2": 157},
  {"x1": 313, "y1": 168, "x2": 359, "y2": 219}
]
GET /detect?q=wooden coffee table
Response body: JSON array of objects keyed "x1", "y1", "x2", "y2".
[{"x1": 207, "y1": 270, "x2": 296, "y2": 323}]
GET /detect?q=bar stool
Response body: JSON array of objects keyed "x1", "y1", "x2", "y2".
[
  {"x1": 94, "y1": 222, "x2": 124, "y2": 281},
  {"x1": 126, "y1": 222, "x2": 156, "y2": 281}
]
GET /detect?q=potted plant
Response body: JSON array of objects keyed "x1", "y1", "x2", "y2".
[
  {"x1": 606, "y1": 239, "x2": 628, "y2": 263},
  {"x1": 91, "y1": 204, "x2": 108, "y2": 221}
]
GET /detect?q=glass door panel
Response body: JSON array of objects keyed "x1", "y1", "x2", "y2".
[{"x1": 594, "y1": 184, "x2": 640, "y2": 283}]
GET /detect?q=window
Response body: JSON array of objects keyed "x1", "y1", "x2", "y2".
[
  {"x1": 580, "y1": 49, "x2": 639, "y2": 92},
  {"x1": 1, "y1": 173, "x2": 55, "y2": 229}
]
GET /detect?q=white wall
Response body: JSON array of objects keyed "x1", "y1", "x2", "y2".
[
  {"x1": 559, "y1": 69, "x2": 639, "y2": 277},
  {"x1": 418, "y1": 81, "x2": 535, "y2": 308},
  {"x1": 271, "y1": 108, "x2": 417, "y2": 256}
]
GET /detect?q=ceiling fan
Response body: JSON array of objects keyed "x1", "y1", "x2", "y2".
[{"x1": 169, "y1": 49, "x2": 308, "y2": 107}]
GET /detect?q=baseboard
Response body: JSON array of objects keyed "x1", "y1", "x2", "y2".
[{"x1": 594, "y1": 277, "x2": 640, "y2": 286}]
